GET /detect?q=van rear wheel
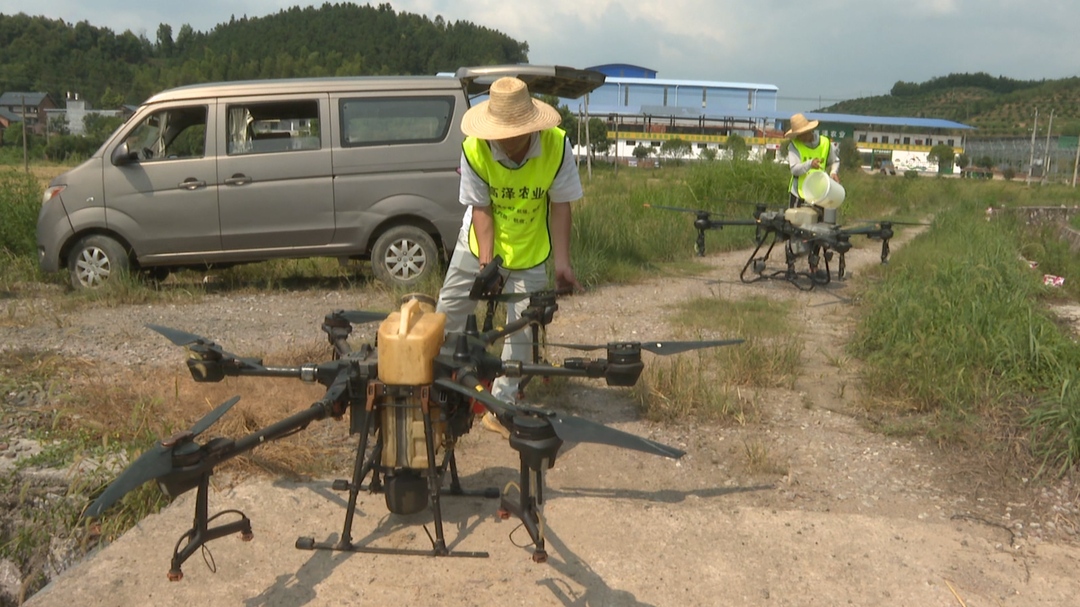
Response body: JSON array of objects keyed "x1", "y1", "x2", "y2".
[
  {"x1": 68, "y1": 235, "x2": 130, "y2": 289},
  {"x1": 370, "y1": 226, "x2": 439, "y2": 287}
]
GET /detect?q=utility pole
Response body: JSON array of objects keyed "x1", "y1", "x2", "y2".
[
  {"x1": 21, "y1": 95, "x2": 29, "y2": 173},
  {"x1": 613, "y1": 115, "x2": 619, "y2": 177},
  {"x1": 1027, "y1": 108, "x2": 1038, "y2": 185},
  {"x1": 576, "y1": 109, "x2": 582, "y2": 168},
  {"x1": 1072, "y1": 134, "x2": 1079, "y2": 188},
  {"x1": 1043, "y1": 109, "x2": 1054, "y2": 183},
  {"x1": 584, "y1": 92, "x2": 592, "y2": 182}
]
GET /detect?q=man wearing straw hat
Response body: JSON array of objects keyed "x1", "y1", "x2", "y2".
[
  {"x1": 436, "y1": 76, "x2": 583, "y2": 427},
  {"x1": 785, "y1": 112, "x2": 840, "y2": 209}
]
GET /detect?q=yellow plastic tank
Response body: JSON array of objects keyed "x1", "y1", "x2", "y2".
[{"x1": 378, "y1": 297, "x2": 446, "y2": 385}]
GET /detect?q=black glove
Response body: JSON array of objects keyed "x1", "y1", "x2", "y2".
[{"x1": 469, "y1": 255, "x2": 504, "y2": 300}]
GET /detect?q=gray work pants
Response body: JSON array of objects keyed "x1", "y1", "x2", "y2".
[{"x1": 435, "y1": 228, "x2": 547, "y2": 403}]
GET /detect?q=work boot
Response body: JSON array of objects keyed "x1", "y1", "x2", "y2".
[{"x1": 481, "y1": 411, "x2": 510, "y2": 439}]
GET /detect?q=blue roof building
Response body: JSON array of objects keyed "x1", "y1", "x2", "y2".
[{"x1": 560, "y1": 64, "x2": 972, "y2": 169}]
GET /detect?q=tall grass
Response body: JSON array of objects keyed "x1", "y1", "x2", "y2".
[
  {"x1": 572, "y1": 161, "x2": 795, "y2": 286},
  {"x1": 849, "y1": 196, "x2": 1080, "y2": 471},
  {"x1": 851, "y1": 203, "x2": 1075, "y2": 409},
  {"x1": 0, "y1": 170, "x2": 41, "y2": 257}
]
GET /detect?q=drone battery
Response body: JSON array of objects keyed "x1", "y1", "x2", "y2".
[{"x1": 378, "y1": 298, "x2": 446, "y2": 385}]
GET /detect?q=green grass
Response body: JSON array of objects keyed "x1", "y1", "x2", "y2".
[
  {"x1": 634, "y1": 295, "x2": 801, "y2": 422},
  {"x1": 0, "y1": 169, "x2": 41, "y2": 257}
]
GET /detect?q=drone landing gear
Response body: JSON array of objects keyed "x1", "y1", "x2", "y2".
[
  {"x1": 497, "y1": 414, "x2": 563, "y2": 563},
  {"x1": 295, "y1": 388, "x2": 492, "y2": 559},
  {"x1": 168, "y1": 473, "x2": 253, "y2": 581},
  {"x1": 740, "y1": 234, "x2": 820, "y2": 291}
]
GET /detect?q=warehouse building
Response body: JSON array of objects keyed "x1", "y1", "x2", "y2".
[{"x1": 566, "y1": 63, "x2": 973, "y2": 171}]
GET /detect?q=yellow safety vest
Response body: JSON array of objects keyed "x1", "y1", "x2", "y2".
[
  {"x1": 464, "y1": 127, "x2": 566, "y2": 270},
  {"x1": 790, "y1": 135, "x2": 831, "y2": 199}
]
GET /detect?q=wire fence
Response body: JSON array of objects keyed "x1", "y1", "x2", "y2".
[{"x1": 965, "y1": 136, "x2": 1080, "y2": 181}]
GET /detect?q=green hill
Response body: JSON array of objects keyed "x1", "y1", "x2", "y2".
[
  {"x1": 822, "y1": 72, "x2": 1080, "y2": 137},
  {"x1": 0, "y1": 3, "x2": 528, "y2": 106}
]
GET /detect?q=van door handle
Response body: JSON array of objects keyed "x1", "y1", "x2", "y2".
[
  {"x1": 224, "y1": 174, "x2": 252, "y2": 186},
  {"x1": 179, "y1": 178, "x2": 207, "y2": 190}
]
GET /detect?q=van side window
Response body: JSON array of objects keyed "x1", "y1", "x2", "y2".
[
  {"x1": 340, "y1": 96, "x2": 453, "y2": 147},
  {"x1": 227, "y1": 100, "x2": 321, "y2": 155},
  {"x1": 125, "y1": 106, "x2": 208, "y2": 161}
]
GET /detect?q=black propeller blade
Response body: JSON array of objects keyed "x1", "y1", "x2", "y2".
[
  {"x1": 643, "y1": 203, "x2": 710, "y2": 215},
  {"x1": 434, "y1": 378, "x2": 685, "y2": 459},
  {"x1": 146, "y1": 324, "x2": 265, "y2": 369},
  {"x1": 547, "y1": 414, "x2": 684, "y2": 459},
  {"x1": 546, "y1": 339, "x2": 744, "y2": 355},
  {"x1": 146, "y1": 324, "x2": 212, "y2": 347},
  {"x1": 338, "y1": 311, "x2": 389, "y2": 325},
  {"x1": 85, "y1": 396, "x2": 241, "y2": 518}
]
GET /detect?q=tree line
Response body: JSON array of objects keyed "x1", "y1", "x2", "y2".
[
  {"x1": 0, "y1": 2, "x2": 530, "y2": 161},
  {"x1": 889, "y1": 72, "x2": 1046, "y2": 97},
  {"x1": 0, "y1": 3, "x2": 528, "y2": 108}
]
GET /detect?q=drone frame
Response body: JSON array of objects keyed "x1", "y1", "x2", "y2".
[
  {"x1": 648, "y1": 203, "x2": 900, "y2": 291},
  {"x1": 85, "y1": 289, "x2": 733, "y2": 577}
]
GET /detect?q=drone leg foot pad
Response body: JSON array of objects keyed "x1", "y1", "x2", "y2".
[
  {"x1": 167, "y1": 570, "x2": 183, "y2": 582},
  {"x1": 295, "y1": 537, "x2": 488, "y2": 558},
  {"x1": 532, "y1": 550, "x2": 548, "y2": 564},
  {"x1": 448, "y1": 487, "x2": 500, "y2": 499}
]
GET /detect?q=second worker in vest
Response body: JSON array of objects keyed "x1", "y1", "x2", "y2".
[
  {"x1": 435, "y1": 77, "x2": 584, "y2": 432},
  {"x1": 784, "y1": 112, "x2": 841, "y2": 277},
  {"x1": 785, "y1": 112, "x2": 840, "y2": 209}
]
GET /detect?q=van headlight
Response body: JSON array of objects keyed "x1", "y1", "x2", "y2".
[{"x1": 42, "y1": 185, "x2": 66, "y2": 205}]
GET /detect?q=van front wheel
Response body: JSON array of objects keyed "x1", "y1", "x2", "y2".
[
  {"x1": 370, "y1": 226, "x2": 439, "y2": 287},
  {"x1": 68, "y1": 235, "x2": 130, "y2": 289}
]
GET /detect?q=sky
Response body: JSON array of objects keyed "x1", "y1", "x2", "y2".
[{"x1": 4, "y1": 0, "x2": 1079, "y2": 112}]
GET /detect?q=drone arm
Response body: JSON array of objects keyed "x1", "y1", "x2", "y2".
[
  {"x1": 519, "y1": 360, "x2": 606, "y2": 380},
  {"x1": 704, "y1": 218, "x2": 758, "y2": 230},
  {"x1": 185, "y1": 357, "x2": 304, "y2": 383},
  {"x1": 230, "y1": 398, "x2": 339, "y2": 455},
  {"x1": 476, "y1": 303, "x2": 555, "y2": 346},
  {"x1": 519, "y1": 356, "x2": 642, "y2": 387},
  {"x1": 169, "y1": 368, "x2": 354, "y2": 495}
]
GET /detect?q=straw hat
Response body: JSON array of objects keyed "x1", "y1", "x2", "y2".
[
  {"x1": 784, "y1": 113, "x2": 819, "y2": 138},
  {"x1": 461, "y1": 77, "x2": 562, "y2": 140}
]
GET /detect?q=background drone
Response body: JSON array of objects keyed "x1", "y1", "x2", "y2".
[
  {"x1": 84, "y1": 288, "x2": 742, "y2": 579},
  {"x1": 647, "y1": 202, "x2": 926, "y2": 291}
]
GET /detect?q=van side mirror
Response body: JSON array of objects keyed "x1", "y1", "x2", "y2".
[{"x1": 111, "y1": 142, "x2": 137, "y2": 166}]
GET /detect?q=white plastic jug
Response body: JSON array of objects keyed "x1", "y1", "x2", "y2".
[{"x1": 803, "y1": 171, "x2": 846, "y2": 209}]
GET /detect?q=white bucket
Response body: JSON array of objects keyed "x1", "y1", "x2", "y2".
[{"x1": 803, "y1": 171, "x2": 846, "y2": 209}]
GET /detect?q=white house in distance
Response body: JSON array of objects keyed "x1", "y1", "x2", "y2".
[{"x1": 43, "y1": 93, "x2": 126, "y2": 136}]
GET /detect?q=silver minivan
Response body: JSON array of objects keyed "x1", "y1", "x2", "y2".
[{"x1": 36, "y1": 65, "x2": 604, "y2": 288}]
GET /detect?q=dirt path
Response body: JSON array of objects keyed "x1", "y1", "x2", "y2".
[{"x1": 16, "y1": 231, "x2": 1080, "y2": 607}]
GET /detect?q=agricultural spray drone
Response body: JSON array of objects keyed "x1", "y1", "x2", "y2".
[
  {"x1": 84, "y1": 273, "x2": 741, "y2": 580},
  {"x1": 648, "y1": 202, "x2": 921, "y2": 291}
]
